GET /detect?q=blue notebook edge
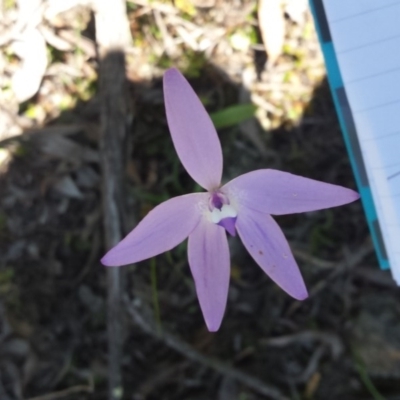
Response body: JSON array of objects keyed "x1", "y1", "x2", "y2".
[{"x1": 309, "y1": 0, "x2": 390, "y2": 269}]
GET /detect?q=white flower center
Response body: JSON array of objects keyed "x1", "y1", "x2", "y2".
[{"x1": 210, "y1": 204, "x2": 237, "y2": 223}]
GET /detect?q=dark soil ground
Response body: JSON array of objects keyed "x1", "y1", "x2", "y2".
[{"x1": 1, "y1": 2, "x2": 400, "y2": 400}]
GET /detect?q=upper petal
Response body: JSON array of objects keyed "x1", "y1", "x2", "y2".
[
  {"x1": 163, "y1": 68, "x2": 223, "y2": 191},
  {"x1": 101, "y1": 193, "x2": 208, "y2": 266},
  {"x1": 236, "y1": 207, "x2": 307, "y2": 300},
  {"x1": 188, "y1": 218, "x2": 230, "y2": 332},
  {"x1": 223, "y1": 169, "x2": 360, "y2": 215}
]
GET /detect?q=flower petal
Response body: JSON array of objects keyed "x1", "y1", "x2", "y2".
[
  {"x1": 223, "y1": 169, "x2": 360, "y2": 215},
  {"x1": 188, "y1": 218, "x2": 230, "y2": 332},
  {"x1": 163, "y1": 68, "x2": 223, "y2": 190},
  {"x1": 236, "y1": 207, "x2": 307, "y2": 300},
  {"x1": 101, "y1": 193, "x2": 208, "y2": 266}
]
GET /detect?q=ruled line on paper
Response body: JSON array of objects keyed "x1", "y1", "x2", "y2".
[
  {"x1": 330, "y1": 2, "x2": 400, "y2": 23},
  {"x1": 374, "y1": 161, "x2": 400, "y2": 170},
  {"x1": 353, "y1": 98, "x2": 400, "y2": 114},
  {"x1": 326, "y1": 2, "x2": 400, "y2": 53},
  {"x1": 336, "y1": 34, "x2": 400, "y2": 83},
  {"x1": 380, "y1": 193, "x2": 400, "y2": 198},
  {"x1": 323, "y1": 0, "x2": 400, "y2": 22},
  {"x1": 346, "y1": 70, "x2": 400, "y2": 113},
  {"x1": 363, "y1": 130, "x2": 400, "y2": 142},
  {"x1": 346, "y1": 66, "x2": 400, "y2": 85},
  {"x1": 372, "y1": 167, "x2": 400, "y2": 175},
  {"x1": 353, "y1": 102, "x2": 400, "y2": 141},
  {"x1": 388, "y1": 171, "x2": 400, "y2": 180},
  {"x1": 337, "y1": 34, "x2": 400, "y2": 55}
]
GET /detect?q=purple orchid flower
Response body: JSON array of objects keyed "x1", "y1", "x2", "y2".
[{"x1": 101, "y1": 68, "x2": 360, "y2": 332}]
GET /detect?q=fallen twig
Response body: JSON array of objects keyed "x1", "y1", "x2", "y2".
[
  {"x1": 261, "y1": 330, "x2": 343, "y2": 359},
  {"x1": 287, "y1": 240, "x2": 374, "y2": 316},
  {"x1": 95, "y1": 0, "x2": 132, "y2": 399},
  {"x1": 26, "y1": 382, "x2": 93, "y2": 400},
  {"x1": 291, "y1": 247, "x2": 336, "y2": 269},
  {"x1": 98, "y1": 51, "x2": 128, "y2": 400},
  {"x1": 124, "y1": 296, "x2": 289, "y2": 400}
]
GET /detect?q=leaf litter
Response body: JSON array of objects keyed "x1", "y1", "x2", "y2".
[{"x1": 0, "y1": 0, "x2": 399, "y2": 399}]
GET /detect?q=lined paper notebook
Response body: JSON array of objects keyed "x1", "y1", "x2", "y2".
[{"x1": 310, "y1": 0, "x2": 400, "y2": 283}]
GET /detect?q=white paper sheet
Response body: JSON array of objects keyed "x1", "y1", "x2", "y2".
[{"x1": 323, "y1": 0, "x2": 400, "y2": 282}]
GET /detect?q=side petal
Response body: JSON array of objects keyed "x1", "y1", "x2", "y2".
[
  {"x1": 101, "y1": 193, "x2": 208, "y2": 266},
  {"x1": 163, "y1": 68, "x2": 223, "y2": 191},
  {"x1": 223, "y1": 169, "x2": 360, "y2": 215},
  {"x1": 188, "y1": 218, "x2": 230, "y2": 332},
  {"x1": 236, "y1": 207, "x2": 307, "y2": 300}
]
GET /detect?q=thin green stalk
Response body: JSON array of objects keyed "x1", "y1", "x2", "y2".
[
  {"x1": 150, "y1": 258, "x2": 162, "y2": 334},
  {"x1": 352, "y1": 347, "x2": 385, "y2": 400}
]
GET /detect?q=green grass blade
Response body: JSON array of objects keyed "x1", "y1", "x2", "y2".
[{"x1": 210, "y1": 104, "x2": 257, "y2": 129}]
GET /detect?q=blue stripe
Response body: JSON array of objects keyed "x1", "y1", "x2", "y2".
[
  {"x1": 309, "y1": 0, "x2": 390, "y2": 270},
  {"x1": 322, "y1": 43, "x2": 343, "y2": 89}
]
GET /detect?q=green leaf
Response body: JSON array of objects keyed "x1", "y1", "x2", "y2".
[{"x1": 210, "y1": 104, "x2": 257, "y2": 129}]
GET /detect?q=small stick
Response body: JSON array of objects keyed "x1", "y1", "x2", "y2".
[
  {"x1": 94, "y1": 0, "x2": 132, "y2": 399},
  {"x1": 99, "y1": 51, "x2": 126, "y2": 400},
  {"x1": 26, "y1": 383, "x2": 93, "y2": 400},
  {"x1": 124, "y1": 296, "x2": 289, "y2": 400}
]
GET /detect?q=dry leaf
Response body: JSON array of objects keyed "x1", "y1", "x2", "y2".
[
  {"x1": 11, "y1": 28, "x2": 48, "y2": 102},
  {"x1": 36, "y1": 134, "x2": 99, "y2": 164},
  {"x1": 239, "y1": 68, "x2": 270, "y2": 157},
  {"x1": 53, "y1": 175, "x2": 83, "y2": 199},
  {"x1": 258, "y1": 0, "x2": 285, "y2": 66},
  {"x1": 39, "y1": 25, "x2": 73, "y2": 51},
  {"x1": 284, "y1": 0, "x2": 308, "y2": 24},
  {"x1": 76, "y1": 166, "x2": 100, "y2": 189},
  {"x1": 44, "y1": 0, "x2": 91, "y2": 21},
  {"x1": 175, "y1": 0, "x2": 196, "y2": 16}
]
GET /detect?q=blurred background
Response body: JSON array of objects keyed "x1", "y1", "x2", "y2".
[{"x1": 1, "y1": 0, "x2": 400, "y2": 399}]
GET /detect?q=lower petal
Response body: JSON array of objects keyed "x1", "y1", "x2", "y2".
[
  {"x1": 188, "y1": 218, "x2": 230, "y2": 332},
  {"x1": 236, "y1": 208, "x2": 308, "y2": 300},
  {"x1": 101, "y1": 193, "x2": 208, "y2": 266}
]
